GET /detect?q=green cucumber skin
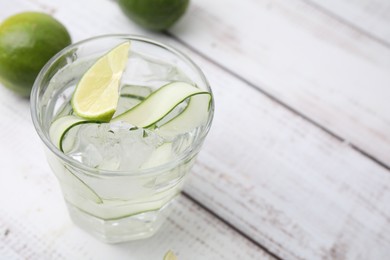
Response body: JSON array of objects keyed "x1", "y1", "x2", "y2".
[{"x1": 112, "y1": 81, "x2": 211, "y2": 128}]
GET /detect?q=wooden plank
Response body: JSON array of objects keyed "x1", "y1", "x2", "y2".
[
  {"x1": 0, "y1": 91, "x2": 271, "y2": 260},
  {"x1": 184, "y1": 53, "x2": 390, "y2": 259},
  {"x1": 168, "y1": 0, "x2": 390, "y2": 167},
  {"x1": 305, "y1": 0, "x2": 390, "y2": 45}
]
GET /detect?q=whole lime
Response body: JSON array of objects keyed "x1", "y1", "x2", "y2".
[
  {"x1": 0, "y1": 12, "x2": 71, "y2": 97},
  {"x1": 118, "y1": 0, "x2": 189, "y2": 31}
]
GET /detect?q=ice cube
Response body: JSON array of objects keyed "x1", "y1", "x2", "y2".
[{"x1": 65, "y1": 121, "x2": 164, "y2": 171}]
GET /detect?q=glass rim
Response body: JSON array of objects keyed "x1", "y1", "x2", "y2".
[{"x1": 30, "y1": 34, "x2": 214, "y2": 177}]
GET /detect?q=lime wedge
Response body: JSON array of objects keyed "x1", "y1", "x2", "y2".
[
  {"x1": 163, "y1": 250, "x2": 178, "y2": 260},
  {"x1": 71, "y1": 41, "x2": 130, "y2": 122}
]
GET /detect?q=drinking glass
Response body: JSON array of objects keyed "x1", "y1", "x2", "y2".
[{"x1": 30, "y1": 35, "x2": 214, "y2": 243}]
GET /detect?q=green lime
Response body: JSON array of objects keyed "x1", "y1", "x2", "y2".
[
  {"x1": 71, "y1": 42, "x2": 130, "y2": 122},
  {"x1": 0, "y1": 12, "x2": 71, "y2": 97},
  {"x1": 118, "y1": 0, "x2": 189, "y2": 31}
]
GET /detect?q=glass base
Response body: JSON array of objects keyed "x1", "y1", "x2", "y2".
[{"x1": 66, "y1": 200, "x2": 174, "y2": 243}]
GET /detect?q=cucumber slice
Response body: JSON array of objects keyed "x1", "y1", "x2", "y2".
[
  {"x1": 49, "y1": 115, "x2": 96, "y2": 152},
  {"x1": 49, "y1": 115, "x2": 103, "y2": 204},
  {"x1": 51, "y1": 82, "x2": 211, "y2": 154},
  {"x1": 67, "y1": 188, "x2": 180, "y2": 220},
  {"x1": 158, "y1": 91, "x2": 211, "y2": 138},
  {"x1": 63, "y1": 164, "x2": 103, "y2": 204},
  {"x1": 115, "y1": 85, "x2": 153, "y2": 116},
  {"x1": 120, "y1": 84, "x2": 153, "y2": 99},
  {"x1": 112, "y1": 81, "x2": 211, "y2": 130}
]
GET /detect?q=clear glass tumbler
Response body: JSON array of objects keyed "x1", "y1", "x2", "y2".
[{"x1": 30, "y1": 35, "x2": 214, "y2": 243}]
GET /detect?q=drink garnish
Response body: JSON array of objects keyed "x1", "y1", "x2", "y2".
[{"x1": 71, "y1": 41, "x2": 130, "y2": 122}]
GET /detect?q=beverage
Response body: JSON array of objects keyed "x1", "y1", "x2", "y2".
[{"x1": 31, "y1": 35, "x2": 214, "y2": 243}]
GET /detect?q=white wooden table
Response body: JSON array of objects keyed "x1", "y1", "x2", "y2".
[{"x1": 1, "y1": 0, "x2": 390, "y2": 259}]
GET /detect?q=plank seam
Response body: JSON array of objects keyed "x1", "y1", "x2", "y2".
[
  {"x1": 302, "y1": 0, "x2": 390, "y2": 49},
  {"x1": 182, "y1": 192, "x2": 284, "y2": 260},
  {"x1": 165, "y1": 32, "x2": 390, "y2": 172}
]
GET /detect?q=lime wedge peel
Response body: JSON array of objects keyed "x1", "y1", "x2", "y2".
[{"x1": 71, "y1": 41, "x2": 130, "y2": 122}]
